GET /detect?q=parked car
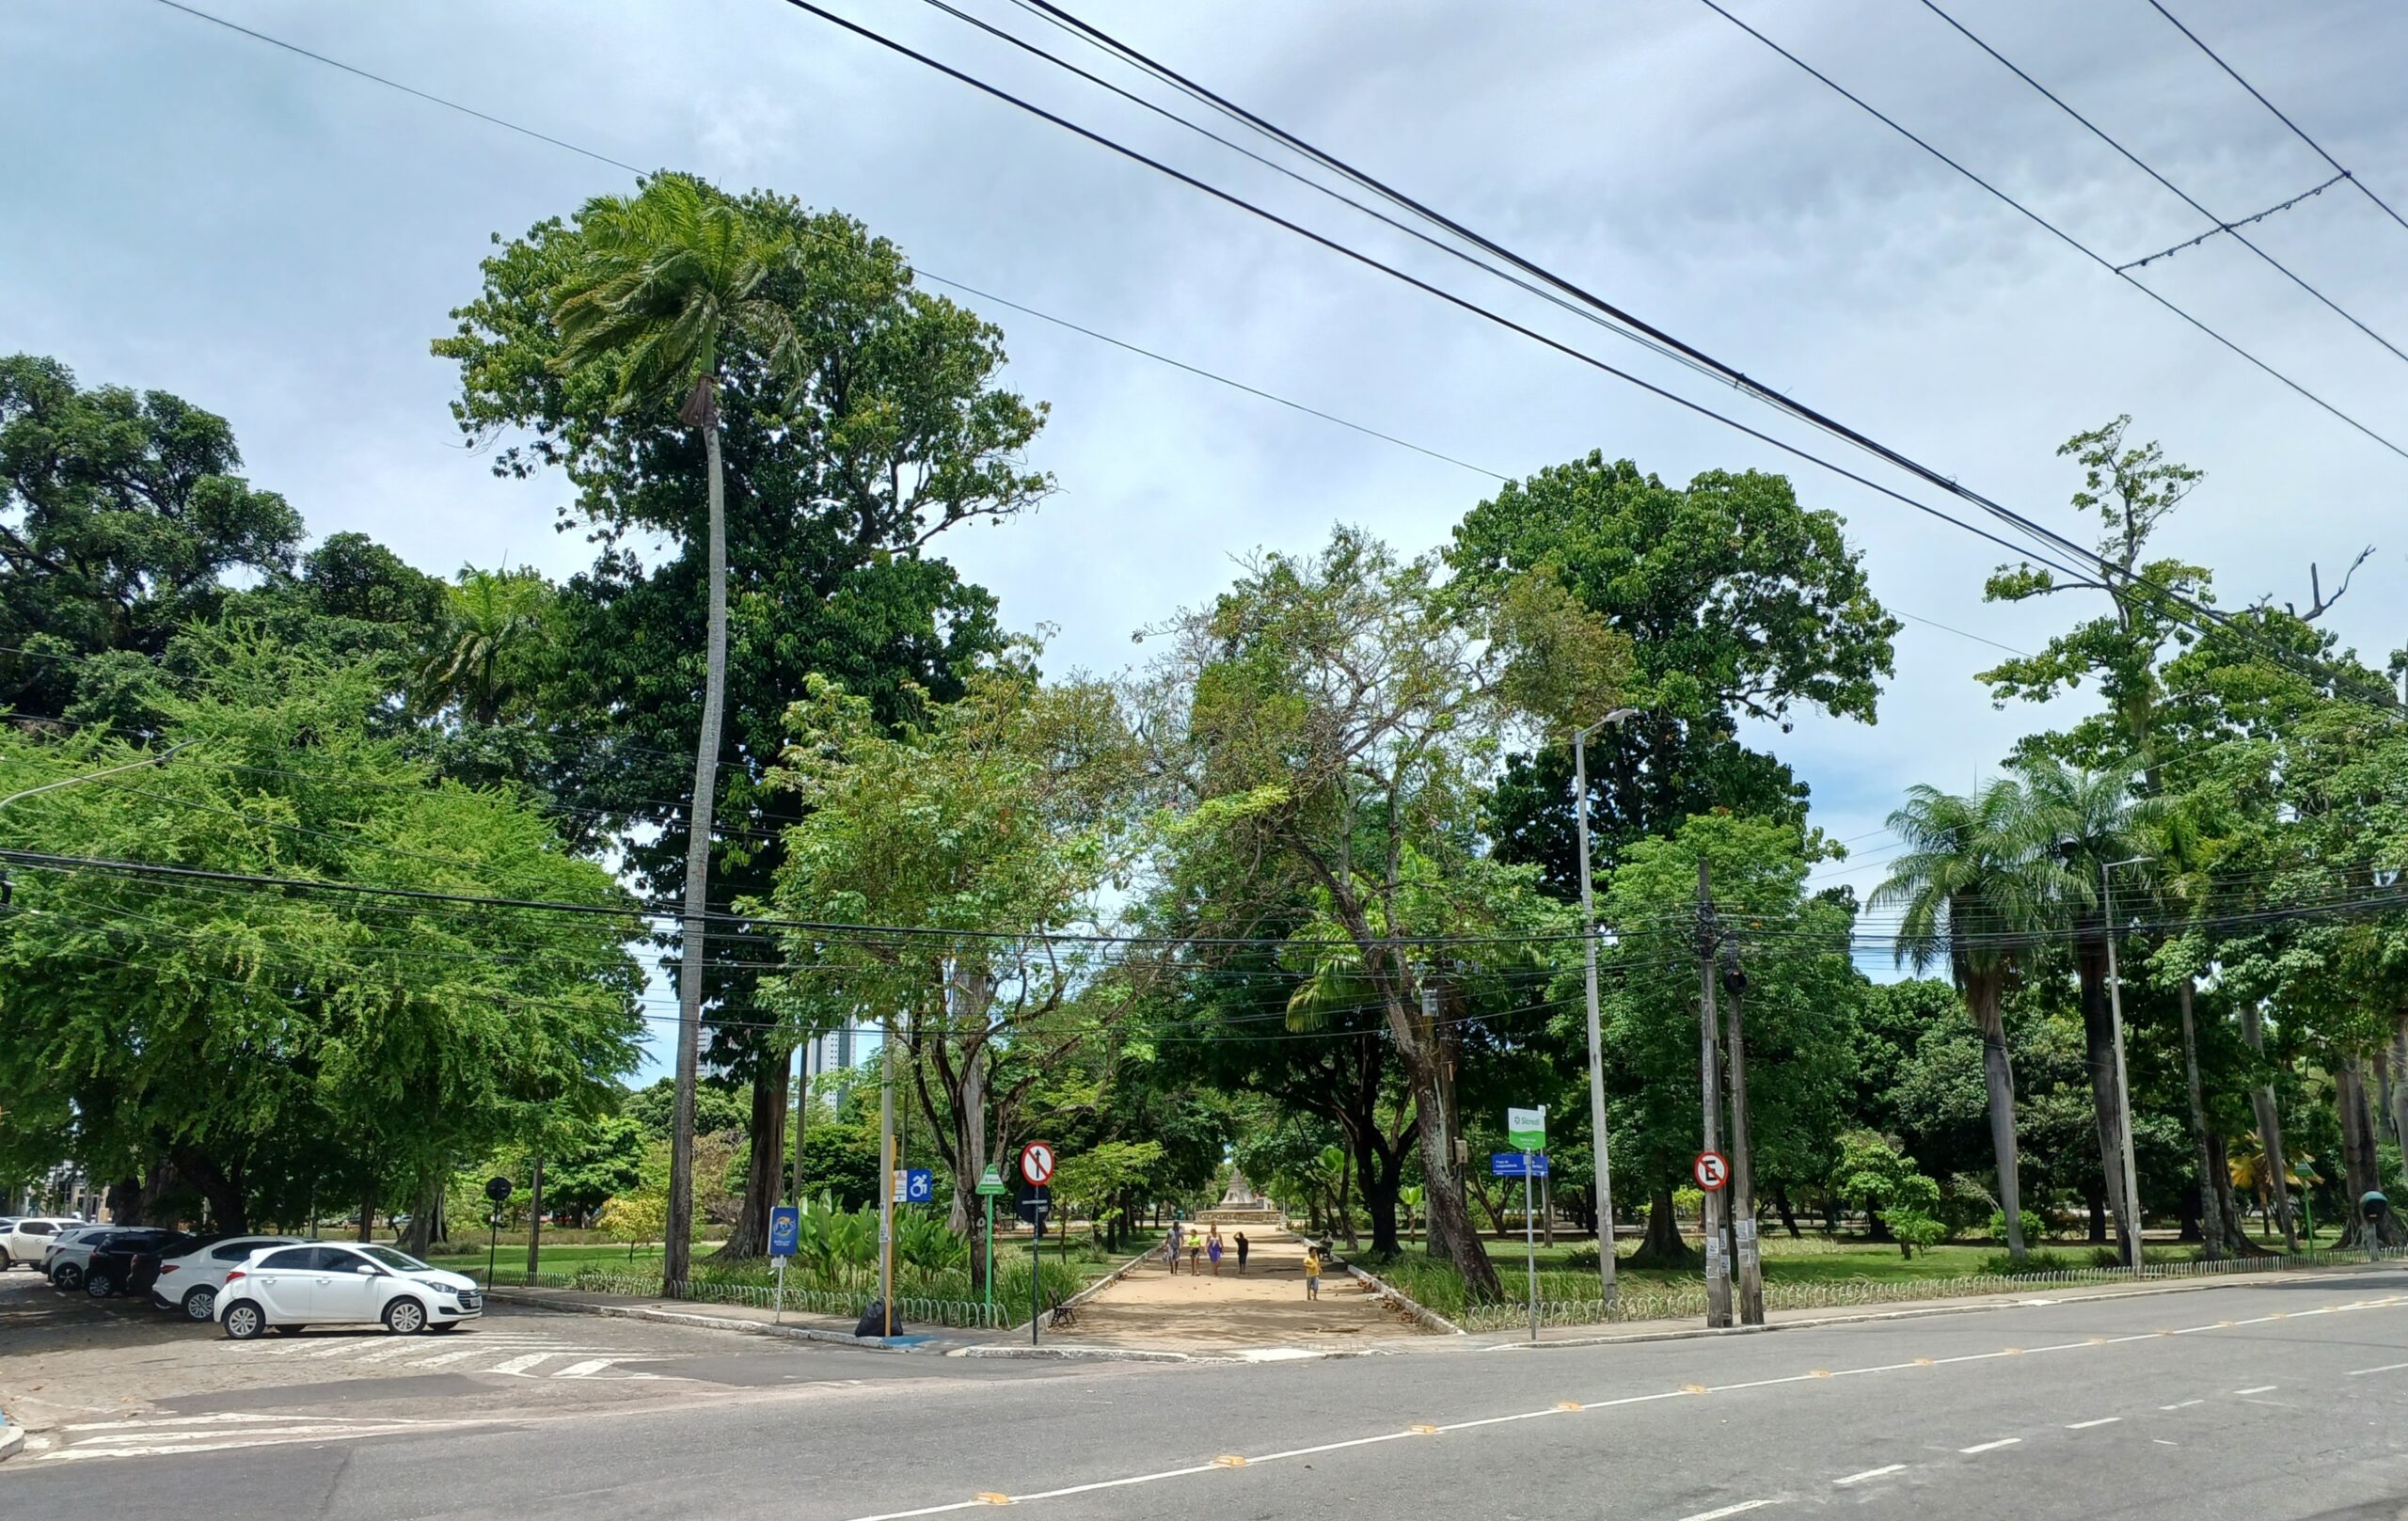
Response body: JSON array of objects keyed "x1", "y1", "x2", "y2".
[
  {"x1": 151, "y1": 1234, "x2": 306, "y2": 1322},
  {"x1": 0, "y1": 1217, "x2": 81, "y2": 1272},
  {"x1": 44, "y1": 1225, "x2": 139, "y2": 1290},
  {"x1": 217, "y1": 1243, "x2": 483, "y2": 1339},
  {"x1": 82, "y1": 1229, "x2": 201, "y2": 1300}
]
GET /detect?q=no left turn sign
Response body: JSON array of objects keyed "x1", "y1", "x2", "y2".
[
  {"x1": 1020, "y1": 1141, "x2": 1056, "y2": 1187},
  {"x1": 1693, "y1": 1150, "x2": 1731, "y2": 1192}
]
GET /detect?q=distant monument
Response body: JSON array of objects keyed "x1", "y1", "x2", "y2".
[{"x1": 1203, "y1": 1168, "x2": 1280, "y2": 1225}]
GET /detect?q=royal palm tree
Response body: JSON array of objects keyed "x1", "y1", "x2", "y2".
[
  {"x1": 548, "y1": 173, "x2": 800, "y2": 1291},
  {"x1": 2005, "y1": 756, "x2": 2161, "y2": 1260},
  {"x1": 1873, "y1": 777, "x2": 2048, "y2": 1261}
]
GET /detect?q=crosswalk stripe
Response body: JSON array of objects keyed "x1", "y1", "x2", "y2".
[
  {"x1": 488, "y1": 1353, "x2": 558, "y2": 1375},
  {"x1": 554, "y1": 1358, "x2": 617, "y2": 1378},
  {"x1": 407, "y1": 1347, "x2": 495, "y2": 1368}
]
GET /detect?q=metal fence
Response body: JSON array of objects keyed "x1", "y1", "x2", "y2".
[
  {"x1": 484, "y1": 1268, "x2": 1014, "y2": 1330},
  {"x1": 1448, "y1": 1245, "x2": 2408, "y2": 1333}
]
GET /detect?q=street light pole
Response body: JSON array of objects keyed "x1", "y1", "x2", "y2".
[
  {"x1": 1573, "y1": 707, "x2": 1638, "y2": 1311},
  {"x1": 2102, "y1": 855, "x2": 2150, "y2": 1270}
]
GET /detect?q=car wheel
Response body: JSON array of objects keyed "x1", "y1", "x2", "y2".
[
  {"x1": 268, "y1": 1323, "x2": 306, "y2": 1336},
  {"x1": 382, "y1": 1297, "x2": 428, "y2": 1335},
  {"x1": 428, "y1": 1322, "x2": 465, "y2": 1334},
  {"x1": 182, "y1": 1286, "x2": 218, "y2": 1321},
  {"x1": 0, "y1": 1250, "x2": 11, "y2": 1271},
  {"x1": 85, "y1": 1271, "x2": 117, "y2": 1299},
  {"x1": 223, "y1": 1301, "x2": 267, "y2": 1340},
  {"x1": 53, "y1": 1263, "x2": 83, "y2": 1291}
]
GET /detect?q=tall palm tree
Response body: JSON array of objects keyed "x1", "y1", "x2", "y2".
[
  {"x1": 548, "y1": 173, "x2": 800, "y2": 1292},
  {"x1": 2004, "y1": 757, "x2": 2161, "y2": 1261},
  {"x1": 1873, "y1": 777, "x2": 2047, "y2": 1260}
]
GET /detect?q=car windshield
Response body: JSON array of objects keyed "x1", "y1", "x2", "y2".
[{"x1": 356, "y1": 1246, "x2": 431, "y2": 1272}]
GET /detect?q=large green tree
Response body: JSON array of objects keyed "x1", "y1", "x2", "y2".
[
  {"x1": 436, "y1": 176, "x2": 1048, "y2": 1279},
  {"x1": 0, "y1": 633, "x2": 644, "y2": 1235},
  {"x1": 1446, "y1": 452, "x2": 1898, "y2": 893}
]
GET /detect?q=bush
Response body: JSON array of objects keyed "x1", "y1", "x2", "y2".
[
  {"x1": 1978, "y1": 1247, "x2": 2072, "y2": 1275},
  {"x1": 1560, "y1": 1245, "x2": 1601, "y2": 1272}
]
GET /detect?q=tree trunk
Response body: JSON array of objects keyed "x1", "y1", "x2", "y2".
[
  {"x1": 718, "y1": 1074, "x2": 789, "y2": 1259},
  {"x1": 358, "y1": 1180, "x2": 376, "y2": 1243},
  {"x1": 1629, "y1": 1183, "x2": 1697, "y2": 1269},
  {"x1": 168, "y1": 1147, "x2": 248, "y2": 1235},
  {"x1": 399, "y1": 1172, "x2": 443, "y2": 1258},
  {"x1": 526, "y1": 1154, "x2": 545, "y2": 1277},
  {"x1": 2084, "y1": 1183, "x2": 2106, "y2": 1243},
  {"x1": 1969, "y1": 969, "x2": 2024, "y2": 1262},
  {"x1": 2393, "y1": 1017, "x2": 2408, "y2": 1191},
  {"x1": 1774, "y1": 1185, "x2": 1801, "y2": 1240},
  {"x1": 1392, "y1": 990, "x2": 1501, "y2": 1298},
  {"x1": 2074, "y1": 922, "x2": 2137, "y2": 1259},
  {"x1": 2337, "y1": 1058, "x2": 2402, "y2": 1246},
  {"x1": 1336, "y1": 1146, "x2": 1359, "y2": 1250},
  {"x1": 2176, "y1": 977, "x2": 2225, "y2": 1260},
  {"x1": 2240, "y1": 1002, "x2": 2297, "y2": 1249}
]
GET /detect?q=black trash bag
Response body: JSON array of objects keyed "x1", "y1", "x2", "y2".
[{"x1": 854, "y1": 1301, "x2": 903, "y2": 1338}]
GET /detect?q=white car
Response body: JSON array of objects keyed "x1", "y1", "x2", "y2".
[
  {"x1": 41, "y1": 1225, "x2": 135, "y2": 1290},
  {"x1": 151, "y1": 1234, "x2": 306, "y2": 1322},
  {"x1": 0, "y1": 1217, "x2": 83, "y2": 1272},
  {"x1": 217, "y1": 1242, "x2": 483, "y2": 1339}
]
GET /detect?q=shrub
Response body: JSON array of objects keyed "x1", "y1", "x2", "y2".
[{"x1": 1977, "y1": 1247, "x2": 2072, "y2": 1275}]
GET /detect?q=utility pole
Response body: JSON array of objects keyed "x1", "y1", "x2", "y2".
[
  {"x1": 1720, "y1": 946, "x2": 1764, "y2": 1325},
  {"x1": 2102, "y1": 857, "x2": 2148, "y2": 1270},
  {"x1": 878, "y1": 1012, "x2": 895, "y2": 1336},
  {"x1": 1572, "y1": 707, "x2": 1638, "y2": 1311},
  {"x1": 1697, "y1": 859, "x2": 1732, "y2": 1328}
]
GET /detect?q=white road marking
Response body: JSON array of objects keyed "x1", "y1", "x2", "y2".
[
  {"x1": 554, "y1": 1358, "x2": 619, "y2": 1378},
  {"x1": 2160, "y1": 1400, "x2": 2204, "y2": 1410},
  {"x1": 1958, "y1": 1438, "x2": 2021, "y2": 1454},
  {"x1": 2348, "y1": 1361, "x2": 2408, "y2": 1376},
  {"x1": 489, "y1": 1353, "x2": 559, "y2": 1375},
  {"x1": 408, "y1": 1346, "x2": 498, "y2": 1368},
  {"x1": 1833, "y1": 1465, "x2": 1907, "y2": 1486},
  {"x1": 2066, "y1": 1418, "x2": 2121, "y2": 1430},
  {"x1": 2233, "y1": 1386, "x2": 2277, "y2": 1395},
  {"x1": 1671, "y1": 1502, "x2": 1779, "y2": 1521},
  {"x1": 63, "y1": 1412, "x2": 386, "y2": 1433}
]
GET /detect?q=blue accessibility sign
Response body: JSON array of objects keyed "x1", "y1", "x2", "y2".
[
  {"x1": 768, "y1": 1204, "x2": 800, "y2": 1259},
  {"x1": 905, "y1": 1168, "x2": 934, "y2": 1204},
  {"x1": 1491, "y1": 1151, "x2": 1550, "y2": 1178}
]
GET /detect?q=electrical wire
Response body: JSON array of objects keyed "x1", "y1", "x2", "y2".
[
  {"x1": 2140, "y1": 0, "x2": 2408, "y2": 238},
  {"x1": 1915, "y1": 0, "x2": 2408, "y2": 365}
]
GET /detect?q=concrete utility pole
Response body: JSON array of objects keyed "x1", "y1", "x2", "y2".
[
  {"x1": 1697, "y1": 860, "x2": 1733, "y2": 1328},
  {"x1": 878, "y1": 1013, "x2": 895, "y2": 1336},
  {"x1": 2102, "y1": 856, "x2": 2150, "y2": 1270},
  {"x1": 1572, "y1": 707, "x2": 1639, "y2": 1309},
  {"x1": 1720, "y1": 947, "x2": 1764, "y2": 1325}
]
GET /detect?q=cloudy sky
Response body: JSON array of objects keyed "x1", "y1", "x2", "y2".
[{"x1": 8, "y1": 0, "x2": 2404, "y2": 1079}]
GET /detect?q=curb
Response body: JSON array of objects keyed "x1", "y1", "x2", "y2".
[
  {"x1": 0, "y1": 1415, "x2": 23, "y2": 1466},
  {"x1": 1477, "y1": 1260, "x2": 2408, "y2": 1351},
  {"x1": 1314, "y1": 1241, "x2": 1464, "y2": 1337},
  {"x1": 481, "y1": 1290, "x2": 943, "y2": 1353},
  {"x1": 957, "y1": 1344, "x2": 1195, "y2": 1363}
]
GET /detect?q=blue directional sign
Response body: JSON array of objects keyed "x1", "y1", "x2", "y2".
[
  {"x1": 768, "y1": 1205, "x2": 800, "y2": 1259},
  {"x1": 905, "y1": 1168, "x2": 934, "y2": 1204},
  {"x1": 1490, "y1": 1151, "x2": 1550, "y2": 1178}
]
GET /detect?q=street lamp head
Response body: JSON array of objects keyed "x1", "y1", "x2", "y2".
[{"x1": 1603, "y1": 707, "x2": 1640, "y2": 726}]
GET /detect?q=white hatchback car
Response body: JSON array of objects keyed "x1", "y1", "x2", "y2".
[
  {"x1": 151, "y1": 1234, "x2": 306, "y2": 1321},
  {"x1": 217, "y1": 1243, "x2": 483, "y2": 1339}
]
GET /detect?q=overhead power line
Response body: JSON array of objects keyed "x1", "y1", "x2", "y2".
[
  {"x1": 2116, "y1": 171, "x2": 2349, "y2": 272},
  {"x1": 1686, "y1": 0, "x2": 2407, "y2": 461},
  {"x1": 786, "y1": 0, "x2": 2405, "y2": 718},
  {"x1": 2141, "y1": 0, "x2": 2408, "y2": 238},
  {"x1": 1913, "y1": 0, "x2": 2408, "y2": 366}
]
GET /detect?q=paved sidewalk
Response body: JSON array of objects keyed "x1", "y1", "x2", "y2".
[
  {"x1": 483, "y1": 1282, "x2": 976, "y2": 1350},
  {"x1": 1054, "y1": 1228, "x2": 1423, "y2": 1351}
]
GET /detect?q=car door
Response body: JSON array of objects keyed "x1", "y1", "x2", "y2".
[
  {"x1": 246, "y1": 1246, "x2": 320, "y2": 1320},
  {"x1": 308, "y1": 1247, "x2": 383, "y2": 1323}
]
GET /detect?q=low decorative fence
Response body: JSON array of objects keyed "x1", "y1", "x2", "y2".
[
  {"x1": 484, "y1": 1267, "x2": 1013, "y2": 1330},
  {"x1": 1448, "y1": 1244, "x2": 2407, "y2": 1333}
]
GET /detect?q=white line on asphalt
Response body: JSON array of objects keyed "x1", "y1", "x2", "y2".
[
  {"x1": 408, "y1": 1347, "x2": 497, "y2": 1368},
  {"x1": 1671, "y1": 1501, "x2": 1778, "y2": 1521},
  {"x1": 2066, "y1": 1418, "x2": 2121, "y2": 1430},
  {"x1": 62, "y1": 1412, "x2": 379, "y2": 1432},
  {"x1": 1958, "y1": 1438, "x2": 2021, "y2": 1454},
  {"x1": 1010, "y1": 1466, "x2": 1228, "y2": 1502},
  {"x1": 2233, "y1": 1386, "x2": 2277, "y2": 1395},
  {"x1": 2348, "y1": 1361, "x2": 2408, "y2": 1376},
  {"x1": 555, "y1": 1358, "x2": 618, "y2": 1378},
  {"x1": 489, "y1": 1353, "x2": 559, "y2": 1375},
  {"x1": 1832, "y1": 1465, "x2": 1907, "y2": 1486},
  {"x1": 2159, "y1": 1400, "x2": 2204, "y2": 1410}
]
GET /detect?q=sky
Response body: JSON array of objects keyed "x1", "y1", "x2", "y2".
[{"x1": 8, "y1": 0, "x2": 2405, "y2": 1084}]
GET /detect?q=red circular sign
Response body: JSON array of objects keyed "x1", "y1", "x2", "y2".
[
  {"x1": 1693, "y1": 1150, "x2": 1731, "y2": 1192},
  {"x1": 1020, "y1": 1142, "x2": 1056, "y2": 1186}
]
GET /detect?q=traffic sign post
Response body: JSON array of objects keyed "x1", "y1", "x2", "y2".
[
  {"x1": 1693, "y1": 1151, "x2": 1730, "y2": 1191},
  {"x1": 483, "y1": 1175, "x2": 513, "y2": 1290},
  {"x1": 1506, "y1": 1107, "x2": 1548, "y2": 1343},
  {"x1": 769, "y1": 1205, "x2": 799, "y2": 1323},
  {"x1": 1019, "y1": 1149, "x2": 1054, "y2": 1347},
  {"x1": 977, "y1": 1164, "x2": 1006, "y2": 1323}
]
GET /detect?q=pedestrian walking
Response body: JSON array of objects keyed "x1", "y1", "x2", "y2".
[
  {"x1": 1164, "y1": 1224, "x2": 1182, "y2": 1274},
  {"x1": 1207, "y1": 1227, "x2": 1224, "y2": 1276},
  {"x1": 1235, "y1": 1231, "x2": 1250, "y2": 1275},
  {"x1": 1303, "y1": 1245, "x2": 1323, "y2": 1301},
  {"x1": 1188, "y1": 1231, "x2": 1204, "y2": 1275}
]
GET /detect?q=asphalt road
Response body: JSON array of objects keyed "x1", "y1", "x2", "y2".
[{"x1": 10, "y1": 1267, "x2": 2408, "y2": 1520}]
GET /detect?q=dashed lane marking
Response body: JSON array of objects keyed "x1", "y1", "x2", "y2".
[
  {"x1": 2067, "y1": 1418, "x2": 2121, "y2": 1430},
  {"x1": 1833, "y1": 1465, "x2": 1907, "y2": 1486},
  {"x1": 1958, "y1": 1438, "x2": 2021, "y2": 1454},
  {"x1": 1672, "y1": 1502, "x2": 1779, "y2": 1521},
  {"x1": 2234, "y1": 1386, "x2": 2278, "y2": 1395},
  {"x1": 2348, "y1": 1361, "x2": 2408, "y2": 1376},
  {"x1": 2160, "y1": 1400, "x2": 2204, "y2": 1411}
]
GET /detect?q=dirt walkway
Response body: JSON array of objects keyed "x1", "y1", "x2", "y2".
[{"x1": 1060, "y1": 1228, "x2": 1422, "y2": 1351}]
